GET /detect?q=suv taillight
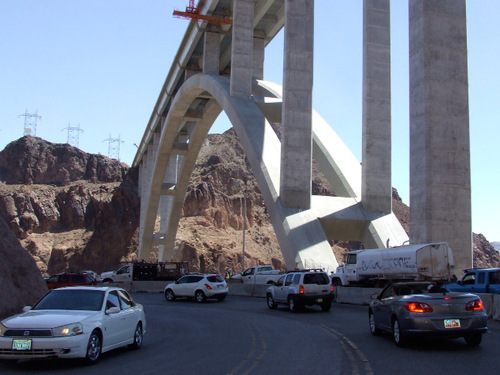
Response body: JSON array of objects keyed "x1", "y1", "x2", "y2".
[
  {"x1": 465, "y1": 299, "x2": 484, "y2": 311},
  {"x1": 204, "y1": 283, "x2": 212, "y2": 290},
  {"x1": 330, "y1": 284, "x2": 334, "y2": 292},
  {"x1": 299, "y1": 285, "x2": 304, "y2": 294}
]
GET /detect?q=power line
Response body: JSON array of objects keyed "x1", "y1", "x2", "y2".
[
  {"x1": 19, "y1": 109, "x2": 42, "y2": 136},
  {"x1": 62, "y1": 122, "x2": 84, "y2": 147},
  {"x1": 102, "y1": 134, "x2": 124, "y2": 161}
]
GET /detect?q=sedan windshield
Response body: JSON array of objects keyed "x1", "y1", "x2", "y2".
[{"x1": 33, "y1": 289, "x2": 105, "y2": 311}]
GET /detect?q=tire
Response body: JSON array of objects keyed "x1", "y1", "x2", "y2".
[
  {"x1": 464, "y1": 333, "x2": 482, "y2": 346},
  {"x1": 288, "y1": 296, "x2": 301, "y2": 313},
  {"x1": 195, "y1": 290, "x2": 206, "y2": 303},
  {"x1": 320, "y1": 300, "x2": 332, "y2": 312},
  {"x1": 267, "y1": 293, "x2": 277, "y2": 309},
  {"x1": 392, "y1": 318, "x2": 406, "y2": 347},
  {"x1": 369, "y1": 310, "x2": 381, "y2": 335},
  {"x1": 85, "y1": 330, "x2": 102, "y2": 365},
  {"x1": 332, "y1": 279, "x2": 342, "y2": 287},
  {"x1": 129, "y1": 323, "x2": 143, "y2": 350},
  {"x1": 164, "y1": 289, "x2": 176, "y2": 302}
]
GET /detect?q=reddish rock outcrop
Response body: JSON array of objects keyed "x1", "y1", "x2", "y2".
[{"x1": 0, "y1": 215, "x2": 48, "y2": 319}]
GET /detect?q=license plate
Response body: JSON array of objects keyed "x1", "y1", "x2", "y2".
[
  {"x1": 444, "y1": 319, "x2": 461, "y2": 328},
  {"x1": 12, "y1": 339, "x2": 32, "y2": 351},
  {"x1": 317, "y1": 298, "x2": 323, "y2": 303}
]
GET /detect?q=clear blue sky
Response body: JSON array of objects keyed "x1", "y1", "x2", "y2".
[{"x1": 0, "y1": 1, "x2": 498, "y2": 242}]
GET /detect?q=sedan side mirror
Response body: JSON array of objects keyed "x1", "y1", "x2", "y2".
[
  {"x1": 106, "y1": 306, "x2": 120, "y2": 315},
  {"x1": 370, "y1": 293, "x2": 379, "y2": 300}
]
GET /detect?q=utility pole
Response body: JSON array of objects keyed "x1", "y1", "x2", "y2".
[
  {"x1": 102, "y1": 134, "x2": 124, "y2": 161},
  {"x1": 19, "y1": 109, "x2": 41, "y2": 136},
  {"x1": 62, "y1": 123, "x2": 84, "y2": 147}
]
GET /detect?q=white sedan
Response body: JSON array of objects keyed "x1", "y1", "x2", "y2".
[{"x1": 0, "y1": 286, "x2": 146, "y2": 365}]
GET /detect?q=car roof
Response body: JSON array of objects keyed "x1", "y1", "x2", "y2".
[{"x1": 51, "y1": 286, "x2": 124, "y2": 292}]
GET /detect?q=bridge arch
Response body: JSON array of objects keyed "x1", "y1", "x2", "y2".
[{"x1": 138, "y1": 73, "x2": 408, "y2": 272}]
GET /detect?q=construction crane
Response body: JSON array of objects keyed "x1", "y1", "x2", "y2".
[{"x1": 173, "y1": 0, "x2": 233, "y2": 25}]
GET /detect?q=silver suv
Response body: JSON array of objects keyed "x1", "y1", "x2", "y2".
[{"x1": 266, "y1": 269, "x2": 334, "y2": 312}]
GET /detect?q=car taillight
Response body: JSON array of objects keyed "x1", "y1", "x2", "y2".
[
  {"x1": 404, "y1": 302, "x2": 433, "y2": 313},
  {"x1": 204, "y1": 284, "x2": 212, "y2": 290},
  {"x1": 465, "y1": 299, "x2": 484, "y2": 311},
  {"x1": 299, "y1": 285, "x2": 304, "y2": 294}
]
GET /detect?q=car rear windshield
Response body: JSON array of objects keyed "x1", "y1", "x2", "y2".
[
  {"x1": 303, "y1": 273, "x2": 330, "y2": 285},
  {"x1": 33, "y1": 290, "x2": 105, "y2": 311},
  {"x1": 206, "y1": 275, "x2": 224, "y2": 283}
]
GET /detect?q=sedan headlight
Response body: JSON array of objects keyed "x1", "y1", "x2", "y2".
[
  {"x1": 0, "y1": 322, "x2": 7, "y2": 337},
  {"x1": 53, "y1": 322, "x2": 83, "y2": 337}
]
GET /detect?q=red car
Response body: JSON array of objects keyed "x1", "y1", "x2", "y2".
[{"x1": 46, "y1": 273, "x2": 98, "y2": 289}]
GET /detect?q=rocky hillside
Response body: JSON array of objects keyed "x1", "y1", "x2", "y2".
[{"x1": 1, "y1": 134, "x2": 498, "y2": 318}]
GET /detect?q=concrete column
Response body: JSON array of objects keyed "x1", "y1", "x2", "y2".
[
  {"x1": 409, "y1": 0, "x2": 472, "y2": 273},
  {"x1": 158, "y1": 155, "x2": 177, "y2": 261},
  {"x1": 203, "y1": 31, "x2": 220, "y2": 75},
  {"x1": 137, "y1": 159, "x2": 147, "y2": 259},
  {"x1": 230, "y1": 0, "x2": 255, "y2": 98},
  {"x1": 280, "y1": 0, "x2": 314, "y2": 209},
  {"x1": 361, "y1": 0, "x2": 392, "y2": 214},
  {"x1": 253, "y1": 37, "x2": 265, "y2": 80}
]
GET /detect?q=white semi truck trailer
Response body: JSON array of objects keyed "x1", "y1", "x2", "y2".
[{"x1": 331, "y1": 242, "x2": 454, "y2": 287}]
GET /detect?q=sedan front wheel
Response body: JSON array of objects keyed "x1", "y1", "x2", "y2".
[
  {"x1": 129, "y1": 323, "x2": 143, "y2": 350},
  {"x1": 85, "y1": 330, "x2": 102, "y2": 365}
]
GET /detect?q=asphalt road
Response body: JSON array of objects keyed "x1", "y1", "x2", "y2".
[{"x1": 2, "y1": 293, "x2": 500, "y2": 374}]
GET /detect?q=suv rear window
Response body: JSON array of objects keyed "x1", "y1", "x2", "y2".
[
  {"x1": 206, "y1": 275, "x2": 224, "y2": 283},
  {"x1": 303, "y1": 273, "x2": 330, "y2": 285}
]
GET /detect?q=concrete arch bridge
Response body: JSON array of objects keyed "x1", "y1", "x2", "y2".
[{"x1": 132, "y1": 0, "x2": 471, "y2": 274}]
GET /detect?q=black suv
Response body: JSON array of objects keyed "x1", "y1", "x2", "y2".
[{"x1": 266, "y1": 269, "x2": 334, "y2": 312}]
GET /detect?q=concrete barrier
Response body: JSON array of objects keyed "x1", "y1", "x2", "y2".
[{"x1": 110, "y1": 280, "x2": 500, "y2": 321}]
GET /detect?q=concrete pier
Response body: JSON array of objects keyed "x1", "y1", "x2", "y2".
[
  {"x1": 280, "y1": 0, "x2": 314, "y2": 209},
  {"x1": 362, "y1": 0, "x2": 392, "y2": 214},
  {"x1": 409, "y1": 0, "x2": 472, "y2": 274}
]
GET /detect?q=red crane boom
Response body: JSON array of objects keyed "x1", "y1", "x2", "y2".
[{"x1": 173, "y1": 0, "x2": 233, "y2": 25}]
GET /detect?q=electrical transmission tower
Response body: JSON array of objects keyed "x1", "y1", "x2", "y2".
[
  {"x1": 102, "y1": 134, "x2": 124, "y2": 161},
  {"x1": 19, "y1": 109, "x2": 42, "y2": 136},
  {"x1": 62, "y1": 123, "x2": 84, "y2": 147}
]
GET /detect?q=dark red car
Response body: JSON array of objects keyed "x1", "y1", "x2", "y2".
[{"x1": 46, "y1": 273, "x2": 98, "y2": 289}]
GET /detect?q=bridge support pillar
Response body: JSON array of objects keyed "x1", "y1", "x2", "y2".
[
  {"x1": 409, "y1": 0, "x2": 472, "y2": 273},
  {"x1": 280, "y1": 0, "x2": 314, "y2": 209},
  {"x1": 203, "y1": 31, "x2": 220, "y2": 75},
  {"x1": 158, "y1": 154, "x2": 177, "y2": 261},
  {"x1": 362, "y1": 0, "x2": 392, "y2": 214},
  {"x1": 230, "y1": 0, "x2": 255, "y2": 98},
  {"x1": 252, "y1": 37, "x2": 265, "y2": 80}
]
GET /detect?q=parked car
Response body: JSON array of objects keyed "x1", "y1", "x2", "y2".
[
  {"x1": 0, "y1": 286, "x2": 146, "y2": 364},
  {"x1": 368, "y1": 281, "x2": 488, "y2": 347},
  {"x1": 266, "y1": 269, "x2": 334, "y2": 312},
  {"x1": 164, "y1": 273, "x2": 228, "y2": 303},
  {"x1": 46, "y1": 272, "x2": 98, "y2": 289}
]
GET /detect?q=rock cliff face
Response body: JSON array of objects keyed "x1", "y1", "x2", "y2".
[{"x1": 0, "y1": 134, "x2": 498, "y2": 318}]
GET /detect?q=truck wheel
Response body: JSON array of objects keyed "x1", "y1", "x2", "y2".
[
  {"x1": 195, "y1": 290, "x2": 206, "y2": 303},
  {"x1": 392, "y1": 318, "x2": 406, "y2": 347},
  {"x1": 164, "y1": 289, "x2": 175, "y2": 302},
  {"x1": 320, "y1": 300, "x2": 332, "y2": 312},
  {"x1": 332, "y1": 279, "x2": 342, "y2": 287},
  {"x1": 267, "y1": 293, "x2": 277, "y2": 309},
  {"x1": 464, "y1": 333, "x2": 482, "y2": 346}
]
